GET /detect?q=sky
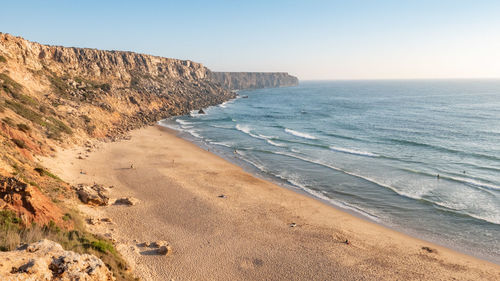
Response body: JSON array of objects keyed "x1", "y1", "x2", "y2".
[{"x1": 1, "y1": 0, "x2": 499, "y2": 80}]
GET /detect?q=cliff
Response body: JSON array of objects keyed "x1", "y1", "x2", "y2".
[
  {"x1": 209, "y1": 72, "x2": 299, "y2": 90},
  {"x1": 0, "y1": 32, "x2": 236, "y2": 225},
  {"x1": 0, "y1": 32, "x2": 298, "y2": 280}
]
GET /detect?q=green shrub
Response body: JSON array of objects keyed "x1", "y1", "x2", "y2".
[
  {"x1": 34, "y1": 167, "x2": 61, "y2": 180},
  {"x1": 0, "y1": 55, "x2": 7, "y2": 63},
  {"x1": 11, "y1": 92, "x2": 38, "y2": 107},
  {"x1": 0, "y1": 73, "x2": 23, "y2": 96},
  {"x1": 4, "y1": 100, "x2": 72, "y2": 139},
  {"x1": 2, "y1": 117, "x2": 15, "y2": 127},
  {"x1": 80, "y1": 115, "x2": 91, "y2": 123},
  {"x1": 11, "y1": 138, "x2": 26, "y2": 149},
  {"x1": 62, "y1": 213, "x2": 71, "y2": 221},
  {"x1": 90, "y1": 239, "x2": 115, "y2": 254},
  {"x1": 17, "y1": 123, "x2": 31, "y2": 133},
  {"x1": 98, "y1": 83, "x2": 111, "y2": 92},
  {"x1": 47, "y1": 73, "x2": 69, "y2": 96}
]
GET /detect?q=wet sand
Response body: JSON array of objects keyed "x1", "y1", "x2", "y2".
[{"x1": 42, "y1": 125, "x2": 500, "y2": 280}]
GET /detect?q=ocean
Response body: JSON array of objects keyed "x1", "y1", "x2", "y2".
[{"x1": 160, "y1": 80, "x2": 500, "y2": 263}]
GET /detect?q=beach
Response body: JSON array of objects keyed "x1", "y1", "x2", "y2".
[{"x1": 42, "y1": 125, "x2": 500, "y2": 280}]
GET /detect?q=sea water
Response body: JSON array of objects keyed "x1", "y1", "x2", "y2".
[{"x1": 160, "y1": 80, "x2": 500, "y2": 263}]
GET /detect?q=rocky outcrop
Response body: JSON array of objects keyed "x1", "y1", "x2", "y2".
[
  {"x1": 74, "y1": 184, "x2": 109, "y2": 206},
  {"x1": 0, "y1": 32, "x2": 235, "y2": 223},
  {"x1": 209, "y1": 72, "x2": 299, "y2": 90},
  {"x1": 0, "y1": 239, "x2": 114, "y2": 280},
  {"x1": 0, "y1": 176, "x2": 64, "y2": 226}
]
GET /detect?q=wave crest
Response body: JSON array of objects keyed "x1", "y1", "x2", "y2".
[{"x1": 284, "y1": 128, "x2": 317, "y2": 140}]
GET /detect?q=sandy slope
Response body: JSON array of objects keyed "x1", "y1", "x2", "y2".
[{"x1": 42, "y1": 125, "x2": 500, "y2": 281}]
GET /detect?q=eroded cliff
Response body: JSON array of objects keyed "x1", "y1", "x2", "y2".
[
  {"x1": 0, "y1": 32, "x2": 235, "y2": 225},
  {"x1": 209, "y1": 72, "x2": 299, "y2": 90}
]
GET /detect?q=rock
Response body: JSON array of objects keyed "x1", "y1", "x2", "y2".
[
  {"x1": 157, "y1": 245, "x2": 171, "y2": 255},
  {"x1": 114, "y1": 197, "x2": 138, "y2": 206},
  {"x1": 198, "y1": 109, "x2": 205, "y2": 114},
  {"x1": 0, "y1": 239, "x2": 115, "y2": 280},
  {"x1": 100, "y1": 217, "x2": 112, "y2": 223},
  {"x1": 74, "y1": 184, "x2": 109, "y2": 206}
]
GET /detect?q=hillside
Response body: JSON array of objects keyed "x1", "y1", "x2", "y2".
[{"x1": 0, "y1": 32, "x2": 237, "y2": 225}]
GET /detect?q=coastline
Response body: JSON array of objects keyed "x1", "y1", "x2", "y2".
[
  {"x1": 166, "y1": 118, "x2": 500, "y2": 265},
  {"x1": 42, "y1": 125, "x2": 500, "y2": 280}
]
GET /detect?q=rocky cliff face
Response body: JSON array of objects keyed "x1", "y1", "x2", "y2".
[
  {"x1": 0, "y1": 32, "x2": 235, "y2": 225},
  {"x1": 209, "y1": 72, "x2": 299, "y2": 90}
]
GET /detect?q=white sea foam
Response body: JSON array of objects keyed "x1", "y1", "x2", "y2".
[
  {"x1": 175, "y1": 119, "x2": 192, "y2": 125},
  {"x1": 284, "y1": 128, "x2": 317, "y2": 140},
  {"x1": 273, "y1": 171, "x2": 381, "y2": 222},
  {"x1": 329, "y1": 145, "x2": 378, "y2": 157},
  {"x1": 219, "y1": 100, "x2": 234, "y2": 108},
  {"x1": 235, "y1": 124, "x2": 267, "y2": 140},
  {"x1": 271, "y1": 151, "x2": 500, "y2": 225},
  {"x1": 187, "y1": 130, "x2": 202, "y2": 139},
  {"x1": 266, "y1": 139, "x2": 287, "y2": 147},
  {"x1": 210, "y1": 141, "x2": 232, "y2": 148}
]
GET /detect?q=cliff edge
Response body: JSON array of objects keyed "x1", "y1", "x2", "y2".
[{"x1": 209, "y1": 72, "x2": 299, "y2": 90}]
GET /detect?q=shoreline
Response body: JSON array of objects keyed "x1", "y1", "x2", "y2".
[
  {"x1": 164, "y1": 121, "x2": 500, "y2": 265},
  {"x1": 42, "y1": 125, "x2": 500, "y2": 280}
]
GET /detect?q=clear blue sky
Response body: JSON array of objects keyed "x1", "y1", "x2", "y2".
[{"x1": 1, "y1": 0, "x2": 499, "y2": 80}]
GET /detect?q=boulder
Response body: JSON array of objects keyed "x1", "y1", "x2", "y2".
[
  {"x1": 114, "y1": 197, "x2": 138, "y2": 206},
  {"x1": 74, "y1": 184, "x2": 109, "y2": 206},
  {"x1": 198, "y1": 109, "x2": 205, "y2": 114},
  {"x1": 157, "y1": 245, "x2": 171, "y2": 255},
  {"x1": 0, "y1": 239, "x2": 115, "y2": 280}
]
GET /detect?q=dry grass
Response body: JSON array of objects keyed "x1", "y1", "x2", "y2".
[{"x1": 0, "y1": 209, "x2": 138, "y2": 281}]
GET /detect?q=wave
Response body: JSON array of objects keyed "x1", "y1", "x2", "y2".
[
  {"x1": 210, "y1": 141, "x2": 232, "y2": 148},
  {"x1": 386, "y1": 138, "x2": 500, "y2": 162},
  {"x1": 219, "y1": 100, "x2": 234, "y2": 108},
  {"x1": 175, "y1": 119, "x2": 192, "y2": 126},
  {"x1": 329, "y1": 145, "x2": 378, "y2": 157},
  {"x1": 271, "y1": 172, "x2": 381, "y2": 222},
  {"x1": 235, "y1": 124, "x2": 285, "y2": 148},
  {"x1": 399, "y1": 167, "x2": 500, "y2": 192},
  {"x1": 270, "y1": 151, "x2": 500, "y2": 225},
  {"x1": 209, "y1": 124, "x2": 234, "y2": 129},
  {"x1": 266, "y1": 139, "x2": 287, "y2": 147},
  {"x1": 235, "y1": 124, "x2": 266, "y2": 140},
  {"x1": 284, "y1": 128, "x2": 317, "y2": 140},
  {"x1": 186, "y1": 129, "x2": 203, "y2": 139}
]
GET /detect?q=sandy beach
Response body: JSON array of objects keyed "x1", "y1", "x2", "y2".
[{"x1": 42, "y1": 125, "x2": 500, "y2": 281}]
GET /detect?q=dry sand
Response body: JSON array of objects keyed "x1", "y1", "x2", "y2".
[{"x1": 42, "y1": 125, "x2": 500, "y2": 280}]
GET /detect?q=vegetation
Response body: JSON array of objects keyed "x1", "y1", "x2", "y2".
[
  {"x1": 0, "y1": 55, "x2": 7, "y2": 63},
  {"x1": 4, "y1": 100, "x2": 72, "y2": 139},
  {"x1": 47, "y1": 72, "x2": 70, "y2": 97},
  {"x1": 17, "y1": 123, "x2": 31, "y2": 133},
  {"x1": 0, "y1": 73, "x2": 23, "y2": 96},
  {"x1": 0, "y1": 209, "x2": 138, "y2": 281},
  {"x1": 11, "y1": 138, "x2": 26, "y2": 149},
  {"x1": 34, "y1": 167, "x2": 61, "y2": 181},
  {"x1": 2, "y1": 117, "x2": 15, "y2": 127},
  {"x1": 98, "y1": 83, "x2": 111, "y2": 92}
]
